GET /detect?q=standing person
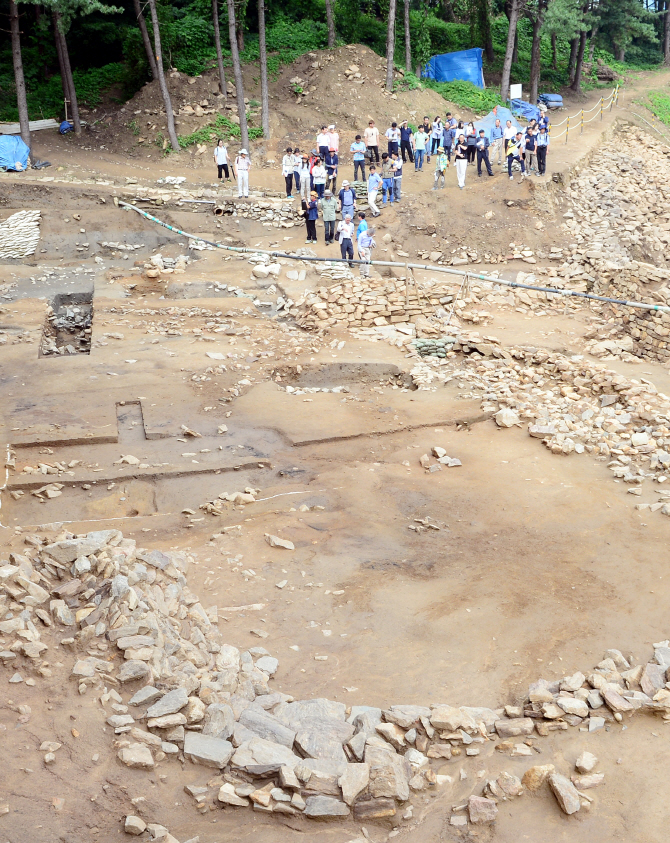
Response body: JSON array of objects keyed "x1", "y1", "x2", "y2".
[
  {"x1": 524, "y1": 127, "x2": 537, "y2": 173},
  {"x1": 503, "y1": 119, "x2": 516, "y2": 155},
  {"x1": 536, "y1": 125, "x2": 549, "y2": 176},
  {"x1": 381, "y1": 152, "x2": 394, "y2": 204},
  {"x1": 367, "y1": 165, "x2": 382, "y2": 216},
  {"x1": 430, "y1": 116, "x2": 443, "y2": 157},
  {"x1": 292, "y1": 147, "x2": 302, "y2": 194},
  {"x1": 466, "y1": 122, "x2": 477, "y2": 163},
  {"x1": 432, "y1": 146, "x2": 448, "y2": 190},
  {"x1": 414, "y1": 125, "x2": 427, "y2": 171},
  {"x1": 327, "y1": 125, "x2": 339, "y2": 152},
  {"x1": 308, "y1": 149, "x2": 320, "y2": 191},
  {"x1": 325, "y1": 147, "x2": 339, "y2": 193},
  {"x1": 385, "y1": 122, "x2": 400, "y2": 157},
  {"x1": 358, "y1": 226, "x2": 375, "y2": 277},
  {"x1": 298, "y1": 154, "x2": 311, "y2": 201},
  {"x1": 441, "y1": 121, "x2": 454, "y2": 166},
  {"x1": 490, "y1": 119, "x2": 503, "y2": 165},
  {"x1": 320, "y1": 188, "x2": 338, "y2": 244},
  {"x1": 351, "y1": 134, "x2": 367, "y2": 181},
  {"x1": 364, "y1": 120, "x2": 380, "y2": 163},
  {"x1": 214, "y1": 139, "x2": 230, "y2": 181},
  {"x1": 538, "y1": 104, "x2": 550, "y2": 132},
  {"x1": 312, "y1": 158, "x2": 327, "y2": 198},
  {"x1": 476, "y1": 129, "x2": 493, "y2": 177},
  {"x1": 281, "y1": 147, "x2": 294, "y2": 197},
  {"x1": 356, "y1": 211, "x2": 368, "y2": 258},
  {"x1": 338, "y1": 179, "x2": 356, "y2": 220},
  {"x1": 234, "y1": 149, "x2": 251, "y2": 197},
  {"x1": 305, "y1": 191, "x2": 319, "y2": 243},
  {"x1": 317, "y1": 126, "x2": 329, "y2": 160},
  {"x1": 400, "y1": 120, "x2": 414, "y2": 163},
  {"x1": 454, "y1": 134, "x2": 468, "y2": 190},
  {"x1": 337, "y1": 214, "x2": 354, "y2": 267},
  {"x1": 507, "y1": 131, "x2": 526, "y2": 181},
  {"x1": 391, "y1": 151, "x2": 403, "y2": 202}
]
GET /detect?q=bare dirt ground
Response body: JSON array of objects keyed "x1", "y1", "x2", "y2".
[{"x1": 1, "y1": 54, "x2": 670, "y2": 843}]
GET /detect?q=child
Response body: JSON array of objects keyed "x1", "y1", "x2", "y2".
[{"x1": 432, "y1": 146, "x2": 448, "y2": 190}]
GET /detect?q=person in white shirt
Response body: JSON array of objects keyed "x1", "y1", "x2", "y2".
[
  {"x1": 234, "y1": 149, "x2": 251, "y2": 197},
  {"x1": 337, "y1": 214, "x2": 354, "y2": 266},
  {"x1": 292, "y1": 147, "x2": 302, "y2": 193},
  {"x1": 327, "y1": 124, "x2": 339, "y2": 152},
  {"x1": 281, "y1": 146, "x2": 295, "y2": 198},
  {"x1": 213, "y1": 140, "x2": 230, "y2": 181},
  {"x1": 503, "y1": 120, "x2": 517, "y2": 155},
  {"x1": 385, "y1": 122, "x2": 400, "y2": 157},
  {"x1": 317, "y1": 126, "x2": 329, "y2": 159},
  {"x1": 312, "y1": 159, "x2": 327, "y2": 198},
  {"x1": 364, "y1": 120, "x2": 380, "y2": 163}
]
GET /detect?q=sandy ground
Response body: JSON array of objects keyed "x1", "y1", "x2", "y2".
[{"x1": 1, "y1": 62, "x2": 670, "y2": 843}]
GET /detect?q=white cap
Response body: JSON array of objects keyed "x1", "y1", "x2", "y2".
[
  {"x1": 342, "y1": 179, "x2": 349, "y2": 185},
  {"x1": 328, "y1": 124, "x2": 335, "y2": 129},
  {"x1": 239, "y1": 148, "x2": 248, "y2": 154}
]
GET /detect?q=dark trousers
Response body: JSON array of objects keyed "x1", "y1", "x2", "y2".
[
  {"x1": 477, "y1": 149, "x2": 493, "y2": 176},
  {"x1": 508, "y1": 154, "x2": 525, "y2": 177},
  {"x1": 537, "y1": 145, "x2": 547, "y2": 174},
  {"x1": 306, "y1": 219, "x2": 317, "y2": 241},
  {"x1": 353, "y1": 160, "x2": 366, "y2": 181},
  {"x1": 400, "y1": 140, "x2": 414, "y2": 163},
  {"x1": 315, "y1": 183, "x2": 325, "y2": 198},
  {"x1": 387, "y1": 141, "x2": 399, "y2": 157},
  {"x1": 319, "y1": 145, "x2": 328, "y2": 160},
  {"x1": 466, "y1": 145, "x2": 476, "y2": 163},
  {"x1": 284, "y1": 174, "x2": 293, "y2": 196},
  {"x1": 324, "y1": 219, "x2": 335, "y2": 243},
  {"x1": 217, "y1": 163, "x2": 229, "y2": 179},
  {"x1": 293, "y1": 172, "x2": 301, "y2": 191},
  {"x1": 340, "y1": 237, "x2": 354, "y2": 265},
  {"x1": 430, "y1": 136, "x2": 440, "y2": 155},
  {"x1": 367, "y1": 145, "x2": 379, "y2": 163}
]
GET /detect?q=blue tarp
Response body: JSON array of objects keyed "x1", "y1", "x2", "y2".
[
  {"x1": 0, "y1": 135, "x2": 29, "y2": 171},
  {"x1": 510, "y1": 99, "x2": 541, "y2": 122},
  {"x1": 422, "y1": 48, "x2": 484, "y2": 89},
  {"x1": 474, "y1": 105, "x2": 522, "y2": 141}
]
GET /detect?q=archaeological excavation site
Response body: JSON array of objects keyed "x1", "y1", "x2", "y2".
[{"x1": 2, "y1": 40, "x2": 670, "y2": 843}]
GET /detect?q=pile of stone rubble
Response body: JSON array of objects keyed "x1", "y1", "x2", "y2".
[
  {"x1": 40, "y1": 296, "x2": 93, "y2": 356},
  {"x1": 3, "y1": 528, "x2": 670, "y2": 835},
  {"x1": 407, "y1": 331, "x2": 670, "y2": 509}
]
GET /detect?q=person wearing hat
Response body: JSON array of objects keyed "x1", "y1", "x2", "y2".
[
  {"x1": 338, "y1": 179, "x2": 356, "y2": 221},
  {"x1": 320, "y1": 188, "x2": 338, "y2": 244},
  {"x1": 305, "y1": 190, "x2": 319, "y2": 243},
  {"x1": 432, "y1": 146, "x2": 448, "y2": 190},
  {"x1": 536, "y1": 124, "x2": 549, "y2": 176},
  {"x1": 327, "y1": 125, "x2": 339, "y2": 153},
  {"x1": 476, "y1": 129, "x2": 493, "y2": 177},
  {"x1": 336, "y1": 213, "x2": 355, "y2": 267},
  {"x1": 298, "y1": 154, "x2": 311, "y2": 202},
  {"x1": 234, "y1": 148, "x2": 251, "y2": 197}
]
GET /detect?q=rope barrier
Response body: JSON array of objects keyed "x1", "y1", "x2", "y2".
[
  {"x1": 119, "y1": 201, "x2": 670, "y2": 316},
  {"x1": 549, "y1": 85, "x2": 618, "y2": 130}
]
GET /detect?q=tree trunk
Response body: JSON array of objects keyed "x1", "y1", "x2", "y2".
[
  {"x1": 404, "y1": 0, "x2": 411, "y2": 72},
  {"x1": 325, "y1": 0, "x2": 336, "y2": 48},
  {"x1": 551, "y1": 32, "x2": 557, "y2": 69},
  {"x1": 528, "y1": 0, "x2": 547, "y2": 104},
  {"x1": 52, "y1": 11, "x2": 72, "y2": 118},
  {"x1": 385, "y1": 0, "x2": 397, "y2": 92},
  {"x1": 570, "y1": 29, "x2": 588, "y2": 93},
  {"x1": 227, "y1": 0, "x2": 250, "y2": 150},
  {"x1": 133, "y1": 0, "x2": 158, "y2": 80},
  {"x1": 500, "y1": 0, "x2": 521, "y2": 101},
  {"x1": 146, "y1": 0, "x2": 180, "y2": 152},
  {"x1": 235, "y1": 0, "x2": 245, "y2": 52},
  {"x1": 512, "y1": 27, "x2": 519, "y2": 63},
  {"x1": 212, "y1": 0, "x2": 227, "y2": 97},
  {"x1": 9, "y1": 0, "x2": 31, "y2": 158},
  {"x1": 53, "y1": 14, "x2": 81, "y2": 136},
  {"x1": 615, "y1": 44, "x2": 625, "y2": 61},
  {"x1": 568, "y1": 36, "x2": 579, "y2": 82},
  {"x1": 665, "y1": 4, "x2": 670, "y2": 65},
  {"x1": 480, "y1": 0, "x2": 494, "y2": 62},
  {"x1": 587, "y1": 24, "x2": 599, "y2": 61},
  {"x1": 258, "y1": 0, "x2": 269, "y2": 138}
]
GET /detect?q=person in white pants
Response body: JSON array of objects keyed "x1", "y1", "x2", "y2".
[
  {"x1": 367, "y1": 166, "x2": 381, "y2": 217},
  {"x1": 298, "y1": 154, "x2": 311, "y2": 201},
  {"x1": 454, "y1": 134, "x2": 468, "y2": 190},
  {"x1": 234, "y1": 148, "x2": 250, "y2": 197}
]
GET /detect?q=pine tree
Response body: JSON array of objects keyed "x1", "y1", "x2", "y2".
[
  {"x1": 258, "y1": 0, "x2": 269, "y2": 138},
  {"x1": 212, "y1": 0, "x2": 227, "y2": 98},
  {"x1": 133, "y1": 0, "x2": 158, "y2": 80},
  {"x1": 227, "y1": 0, "x2": 249, "y2": 150},
  {"x1": 145, "y1": 0, "x2": 180, "y2": 151},
  {"x1": 501, "y1": 0, "x2": 522, "y2": 100},
  {"x1": 325, "y1": 0, "x2": 336, "y2": 48},
  {"x1": 9, "y1": 0, "x2": 31, "y2": 156},
  {"x1": 386, "y1": 0, "x2": 397, "y2": 92}
]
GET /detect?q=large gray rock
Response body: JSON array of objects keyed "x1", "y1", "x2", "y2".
[
  {"x1": 296, "y1": 758, "x2": 347, "y2": 796},
  {"x1": 43, "y1": 532, "x2": 113, "y2": 563},
  {"x1": 294, "y1": 718, "x2": 354, "y2": 762},
  {"x1": 183, "y1": 732, "x2": 233, "y2": 768},
  {"x1": 468, "y1": 795, "x2": 498, "y2": 824},
  {"x1": 385, "y1": 705, "x2": 431, "y2": 729},
  {"x1": 118, "y1": 743, "x2": 155, "y2": 769},
  {"x1": 549, "y1": 773, "x2": 581, "y2": 814},
  {"x1": 231, "y1": 737, "x2": 302, "y2": 775},
  {"x1": 276, "y1": 699, "x2": 347, "y2": 729},
  {"x1": 365, "y1": 744, "x2": 410, "y2": 801},
  {"x1": 202, "y1": 703, "x2": 235, "y2": 740},
  {"x1": 430, "y1": 705, "x2": 465, "y2": 732},
  {"x1": 129, "y1": 686, "x2": 163, "y2": 706},
  {"x1": 146, "y1": 688, "x2": 189, "y2": 719},
  {"x1": 117, "y1": 660, "x2": 151, "y2": 683},
  {"x1": 339, "y1": 762, "x2": 370, "y2": 805},
  {"x1": 494, "y1": 718, "x2": 534, "y2": 738},
  {"x1": 303, "y1": 796, "x2": 350, "y2": 818},
  {"x1": 239, "y1": 708, "x2": 296, "y2": 748}
]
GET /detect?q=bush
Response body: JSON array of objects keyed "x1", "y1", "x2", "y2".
[
  {"x1": 423, "y1": 79, "x2": 503, "y2": 113},
  {"x1": 178, "y1": 113, "x2": 264, "y2": 148}
]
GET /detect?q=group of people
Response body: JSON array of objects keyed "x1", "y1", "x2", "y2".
[{"x1": 301, "y1": 187, "x2": 375, "y2": 272}]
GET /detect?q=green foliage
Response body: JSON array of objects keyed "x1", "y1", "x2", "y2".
[
  {"x1": 177, "y1": 112, "x2": 263, "y2": 147},
  {"x1": 648, "y1": 91, "x2": 670, "y2": 127},
  {"x1": 423, "y1": 79, "x2": 503, "y2": 113},
  {"x1": 128, "y1": 118, "x2": 140, "y2": 135},
  {"x1": 393, "y1": 71, "x2": 423, "y2": 91}
]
